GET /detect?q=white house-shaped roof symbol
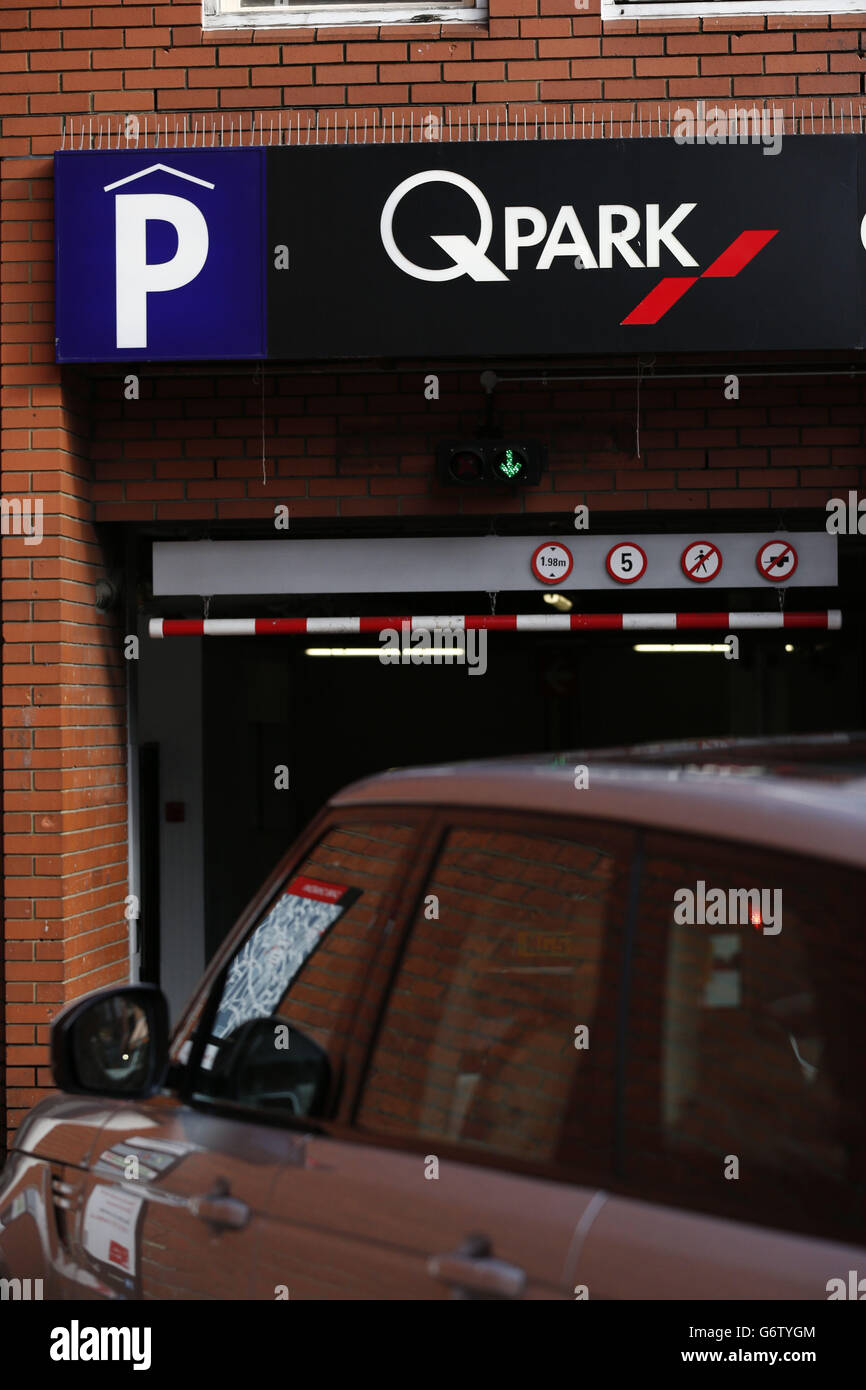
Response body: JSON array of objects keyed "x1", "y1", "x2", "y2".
[{"x1": 103, "y1": 163, "x2": 215, "y2": 193}]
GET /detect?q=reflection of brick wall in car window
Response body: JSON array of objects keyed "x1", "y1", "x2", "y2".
[
  {"x1": 275, "y1": 822, "x2": 414, "y2": 1056},
  {"x1": 628, "y1": 837, "x2": 866, "y2": 1244},
  {"x1": 359, "y1": 824, "x2": 627, "y2": 1168}
]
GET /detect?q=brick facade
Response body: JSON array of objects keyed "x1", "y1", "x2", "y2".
[
  {"x1": 3, "y1": 0, "x2": 866, "y2": 1150},
  {"x1": 85, "y1": 370, "x2": 866, "y2": 522},
  {"x1": 4, "y1": 4, "x2": 866, "y2": 146}
]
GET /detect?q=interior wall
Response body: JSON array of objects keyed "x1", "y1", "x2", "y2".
[{"x1": 137, "y1": 620, "x2": 206, "y2": 1025}]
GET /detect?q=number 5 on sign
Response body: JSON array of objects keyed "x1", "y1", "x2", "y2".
[{"x1": 606, "y1": 542, "x2": 647, "y2": 584}]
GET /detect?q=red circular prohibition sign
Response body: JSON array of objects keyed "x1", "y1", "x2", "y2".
[
  {"x1": 681, "y1": 541, "x2": 723, "y2": 583},
  {"x1": 757, "y1": 540, "x2": 799, "y2": 582}
]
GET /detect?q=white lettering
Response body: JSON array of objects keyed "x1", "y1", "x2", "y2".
[
  {"x1": 504, "y1": 206, "x2": 548, "y2": 271},
  {"x1": 115, "y1": 193, "x2": 209, "y2": 348}
]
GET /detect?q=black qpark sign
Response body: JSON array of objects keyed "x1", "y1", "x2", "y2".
[
  {"x1": 266, "y1": 135, "x2": 863, "y2": 359},
  {"x1": 54, "y1": 136, "x2": 864, "y2": 363}
]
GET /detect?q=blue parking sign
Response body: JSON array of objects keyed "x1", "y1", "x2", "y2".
[{"x1": 54, "y1": 149, "x2": 265, "y2": 362}]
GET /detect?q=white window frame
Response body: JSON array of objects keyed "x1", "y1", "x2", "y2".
[
  {"x1": 204, "y1": 0, "x2": 487, "y2": 29},
  {"x1": 603, "y1": 0, "x2": 866, "y2": 19}
]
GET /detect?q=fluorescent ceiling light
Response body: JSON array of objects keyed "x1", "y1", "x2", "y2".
[
  {"x1": 305, "y1": 648, "x2": 383, "y2": 656},
  {"x1": 632, "y1": 644, "x2": 730, "y2": 653},
  {"x1": 304, "y1": 647, "x2": 467, "y2": 658}
]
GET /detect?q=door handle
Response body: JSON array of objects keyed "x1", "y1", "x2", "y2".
[
  {"x1": 428, "y1": 1234, "x2": 526, "y2": 1300},
  {"x1": 188, "y1": 1179, "x2": 250, "y2": 1231}
]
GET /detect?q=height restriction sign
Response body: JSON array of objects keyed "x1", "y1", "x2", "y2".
[
  {"x1": 681, "y1": 541, "x2": 723, "y2": 583},
  {"x1": 757, "y1": 540, "x2": 798, "y2": 581},
  {"x1": 531, "y1": 542, "x2": 573, "y2": 585}
]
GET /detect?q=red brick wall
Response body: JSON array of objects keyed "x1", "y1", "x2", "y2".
[
  {"x1": 1, "y1": 170, "x2": 128, "y2": 1145},
  {"x1": 3, "y1": 2, "x2": 866, "y2": 154},
  {"x1": 88, "y1": 369, "x2": 866, "y2": 521}
]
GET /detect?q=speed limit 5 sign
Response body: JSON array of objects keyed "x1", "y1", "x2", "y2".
[{"x1": 606, "y1": 542, "x2": 647, "y2": 584}]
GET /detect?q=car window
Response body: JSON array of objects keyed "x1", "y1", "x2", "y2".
[
  {"x1": 623, "y1": 831, "x2": 866, "y2": 1245},
  {"x1": 356, "y1": 819, "x2": 633, "y2": 1179},
  {"x1": 189, "y1": 820, "x2": 416, "y2": 1117}
]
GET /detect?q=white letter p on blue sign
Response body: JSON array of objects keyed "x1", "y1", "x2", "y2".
[{"x1": 115, "y1": 194, "x2": 209, "y2": 349}]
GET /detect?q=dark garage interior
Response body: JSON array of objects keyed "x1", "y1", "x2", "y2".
[{"x1": 199, "y1": 613, "x2": 863, "y2": 956}]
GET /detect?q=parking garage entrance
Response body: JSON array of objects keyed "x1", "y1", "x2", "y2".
[
  {"x1": 195, "y1": 617, "x2": 860, "y2": 962},
  {"x1": 137, "y1": 530, "x2": 862, "y2": 1021}
]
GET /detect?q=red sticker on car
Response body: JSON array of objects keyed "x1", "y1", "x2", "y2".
[{"x1": 286, "y1": 875, "x2": 350, "y2": 904}]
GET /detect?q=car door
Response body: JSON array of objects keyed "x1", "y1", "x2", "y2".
[
  {"x1": 575, "y1": 830, "x2": 866, "y2": 1299},
  {"x1": 252, "y1": 812, "x2": 637, "y2": 1299},
  {"x1": 0, "y1": 1098, "x2": 121, "y2": 1300},
  {"x1": 61, "y1": 813, "x2": 421, "y2": 1300},
  {"x1": 175, "y1": 812, "x2": 425, "y2": 1300},
  {"x1": 62, "y1": 1096, "x2": 287, "y2": 1300}
]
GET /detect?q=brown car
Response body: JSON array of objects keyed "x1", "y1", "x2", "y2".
[{"x1": 2, "y1": 736, "x2": 865, "y2": 1300}]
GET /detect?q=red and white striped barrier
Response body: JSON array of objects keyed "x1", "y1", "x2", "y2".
[{"x1": 149, "y1": 611, "x2": 842, "y2": 637}]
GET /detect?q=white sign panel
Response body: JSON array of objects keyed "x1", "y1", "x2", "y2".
[{"x1": 153, "y1": 533, "x2": 835, "y2": 596}]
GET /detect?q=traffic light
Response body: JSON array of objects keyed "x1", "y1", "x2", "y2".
[{"x1": 435, "y1": 440, "x2": 546, "y2": 488}]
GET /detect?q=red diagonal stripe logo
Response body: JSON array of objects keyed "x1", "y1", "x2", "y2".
[
  {"x1": 701, "y1": 229, "x2": 778, "y2": 277},
  {"x1": 620, "y1": 277, "x2": 698, "y2": 326},
  {"x1": 621, "y1": 228, "x2": 778, "y2": 325}
]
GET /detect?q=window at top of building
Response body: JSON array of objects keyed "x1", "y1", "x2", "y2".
[
  {"x1": 602, "y1": 0, "x2": 861, "y2": 21},
  {"x1": 205, "y1": 0, "x2": 485, "y2": 29}
]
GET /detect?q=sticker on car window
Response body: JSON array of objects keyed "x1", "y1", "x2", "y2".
[{"x1": 211, "y1": 877, "x2": 360, "y2": 1042}]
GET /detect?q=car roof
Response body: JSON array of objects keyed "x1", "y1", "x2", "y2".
[{"x1": 330, "y1": 732, "x2": 866, "y2": 870}]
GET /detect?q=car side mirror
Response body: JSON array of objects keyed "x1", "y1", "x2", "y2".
[
  {"x1": 207, "y1": 1018, "x2": 331, "y2": 1117},
  {"x1": 51, "y1": 984, "x2": 169, "y2": 1099}
]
